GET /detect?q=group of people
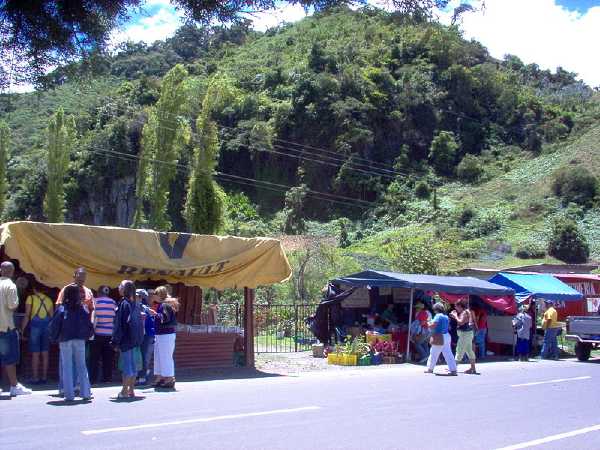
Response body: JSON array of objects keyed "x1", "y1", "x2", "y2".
[
  {"x1": 417, "y1": 297, "x2": 562, "y2": 375},
  {"x1": 410, "y1": 299, "x2": 488, "y2": 375},
  {"x1": 0, "y1": 262, "x2": 180, "y2": 402}
]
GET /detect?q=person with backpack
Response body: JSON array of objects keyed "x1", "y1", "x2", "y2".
[
  {"x1": 56, "y1": 284, "x2": 93, "y2": 402},
  {"x1": 450, "y1": 298, "x2": 478, "y2": 374},
  {"x1": 20, "y1": 286, "x2": 54, "y2": 384},
  {"x1": 111, "y1": 280, "x2": 145, "y2": 399},
  {"x1": 152, "y1": 285, "x2": 179, "y2": 389}
]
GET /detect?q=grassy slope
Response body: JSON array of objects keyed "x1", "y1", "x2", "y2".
[{"x1": 349, "y1": 123, "x2": 600, "y2": 271}]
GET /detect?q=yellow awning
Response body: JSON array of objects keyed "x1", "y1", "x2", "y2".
[{"x1": 0, "y1": 221, "x2": 291, "y2": 290}]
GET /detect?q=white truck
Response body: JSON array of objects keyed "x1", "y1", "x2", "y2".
[{"x1": 565, "y1": 316, "x2": 600, "y2": 361}]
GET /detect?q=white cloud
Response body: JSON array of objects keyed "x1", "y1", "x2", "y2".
[
  {"x1": 441, "y1": 0, "x2": 600, "y2": 87},
  {"x1": 250, "y1": 4, "x2": 309, "y2": 31},
  {"x1": 110, "y1": 3, "x2": 184, "y2": 46}
]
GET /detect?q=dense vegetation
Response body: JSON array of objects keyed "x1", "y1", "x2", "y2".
[{"x1": 1, "y1": 7, "x2": 598, "y2": 303}]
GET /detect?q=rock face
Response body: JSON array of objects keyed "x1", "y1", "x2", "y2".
[{"x1": 69, "y1": 176, "x2": 136, "y2": 227}]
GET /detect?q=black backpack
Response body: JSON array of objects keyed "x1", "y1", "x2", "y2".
[{"x1": 127, "y1": 301, "x2": 145, "y2": 347}]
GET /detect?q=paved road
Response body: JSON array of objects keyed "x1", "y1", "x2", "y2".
[{"x1": 2, "y1": 358, "x2": 600, "y2": 450}]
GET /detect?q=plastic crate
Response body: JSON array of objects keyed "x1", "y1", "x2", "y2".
[
  {"x1": 358, "y1": 355, "x2": 372, "y2": 366},
  {"x1": 327, "y1": 353, "x2": 343, "y2": 365},
  {"x1": 342, "y1": 354, "x2": 358, "y2": 366}
]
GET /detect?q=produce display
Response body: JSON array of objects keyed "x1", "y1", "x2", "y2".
[{"x1": 325, "y1": 335, "x2": 404, "y2": 366}]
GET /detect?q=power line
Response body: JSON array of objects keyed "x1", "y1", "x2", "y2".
[
  {"x1": 84, "y1": 145, "x2": 377, "y2": 210},
  {"x1": 108, "y1": 103, "x2": 411, "y2": 177}
]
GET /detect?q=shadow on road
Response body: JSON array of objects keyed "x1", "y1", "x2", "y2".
[
  {"x1": 46, "y1": 399, "x2": 93, "y2": 406},
  {"x1": 174, "y1": 368, "x2": 286, "y2": 382}
]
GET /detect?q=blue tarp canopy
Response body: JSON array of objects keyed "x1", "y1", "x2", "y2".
[
  {"x1": 333, "y1": 270, "x2": 515, "y2": 296},
  {"x1": 488, "y1": 272, "x2": 583, "y2": 303}
]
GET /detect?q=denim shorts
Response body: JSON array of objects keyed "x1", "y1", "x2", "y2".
[
  {"x1": 29, "y1": 319, "x2": 50, "y2": 353},
  {"x1": 0, "y1": 328, "x2": 20, "y2": 365},
  {"x1": 120, "y1": 349, "x2": 137, "y2": 377}
]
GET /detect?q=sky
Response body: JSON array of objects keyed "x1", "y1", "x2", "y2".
[{"x1": 8, "y1": 0, "x2": 600, "y2": 92}]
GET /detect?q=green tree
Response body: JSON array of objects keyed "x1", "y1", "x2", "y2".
[
  {"x1": 0, "y1": 121, "x2": 8, "y2": 217},
  {"x1": 44, "y1": 108, "x2": 76, "y2": 222},
  {"x1": 456, "y1": 154, "x2": 483, "y2": 183},
  {"x1": 133, "y1": 64, "x2": 190, "y2": 230},
  {"x1": 552, "y1": 166, "x2": 598, "y2": 207},
  {"x1": 283, "y1": 184, "x2": 308, "y2": 234},
  {"x1": 548, "y1": 218, "x2": 589, "y2": 263},
  {"x1": 184, "y1": 75, "x2": 236, "y2": 234},
  {"x1": 429, "y1": 131, "x2": 459, "y2": 176}
]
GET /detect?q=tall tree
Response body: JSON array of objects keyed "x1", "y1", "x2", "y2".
[
  {"x1": 184, "y1": 76, "x2": 235, "y2": 234},
  {"x1": 133, "y1": 64, "x2": 190, "y2": 231},
  {"x1": 0, "y1": 121, "x2": 9, "y2": 217},
  {"x1": 44, "y1": 108, "x2": 76, "y2": 222}
]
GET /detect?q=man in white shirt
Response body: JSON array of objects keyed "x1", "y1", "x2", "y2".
[{"x1": 0, "y1": 261, "x2": 32, "y2": 396}]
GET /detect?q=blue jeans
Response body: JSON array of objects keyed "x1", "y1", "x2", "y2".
[
  {"x1": 59, "y1": 339, "x2": 91, "y2": 400},
  {"x1": 474, "y1": 329, "x2": 487, "y2": 359},
  {"x1": 29, "y1": 317, "x2": 51, "y2": 352},
  {"x1": 139, "y1": 335, "x2": 155, "y2": 379},
  {"x1": 413, "y1": 339, "x2": 430, "y2": 361},
  {"x1": 0, "y1": 328, "x2": 20, "y2": 366},
  {"x1": 541, "y1": 328, "x2": 560, "y2": 359}
]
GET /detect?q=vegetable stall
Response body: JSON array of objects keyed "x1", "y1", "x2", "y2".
[{"x1": 309, "y1": 270, "x2": 516, "y2": 365}]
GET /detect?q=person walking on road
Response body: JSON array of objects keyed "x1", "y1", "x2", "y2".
[
  {"x1": 450, "y1": 299, "x2": 478, "y2": 374},
  {"x1": 88, "y1": 286, "x2": 116, "y2": 384},
  {"x1": 541, "y1": 299, "x2": 561, "y2": 360},
  {"x1": 513, "y1": 304, "x2": 533, "y2": 361},
  {"x1": 152, "y1": 286, "x2": 178, "y2": 389},
  {"x1": 112, "y1": 280, "x2": 145, "y2": 398},
  {"x1": 57, "y1": 284, "x2": 93, "y2": 402},
  {"x1": 20, "y1": 285, "x2": 54, "y2": 384},
  {"x1": 0, "y1": 261, "x2": 32, "y2": 396},
  {"x1": 425, "y1": 302, "x2": 457, "y2": 376}
]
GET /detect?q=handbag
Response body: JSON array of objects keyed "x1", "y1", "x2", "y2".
[
  {"x1": 430, "y1": 333, "x2": 444, "y2": 346},
  {"x1": 48, "y1": 306, "x2": 64, "y2": 343}
]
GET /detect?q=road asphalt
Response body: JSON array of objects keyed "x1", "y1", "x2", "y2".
[{"x1": 2, "y1": 357, "x2": 600, "y2": 450}]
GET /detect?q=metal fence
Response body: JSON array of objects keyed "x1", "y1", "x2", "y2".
[{"x1": 215, "y1": 302, "x2": 317, "y2": 353}]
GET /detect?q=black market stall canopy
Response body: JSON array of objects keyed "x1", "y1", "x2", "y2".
[
  {"x1": 333, "y1": 270, "x2": 516, "y2": 313},
  {"x1": 0, "y1": 221, "x2": 292, "y2": 289}
]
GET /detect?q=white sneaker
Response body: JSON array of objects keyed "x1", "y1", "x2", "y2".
[{"x1": 10, "y1": 383, "x2": 33, "y2": 397}]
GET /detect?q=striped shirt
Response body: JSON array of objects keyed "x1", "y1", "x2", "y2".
[{"x1": 93, "y1": 296, "x2": 116, "y2": 336}]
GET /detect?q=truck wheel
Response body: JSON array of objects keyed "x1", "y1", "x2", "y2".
[{"x1": 575, "y1": 342, "x2": 591, "y2": 361}]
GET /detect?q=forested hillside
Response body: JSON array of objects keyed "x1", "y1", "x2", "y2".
[{"x1": 1, "y1": 6, "x2": 598, "y2": 300}]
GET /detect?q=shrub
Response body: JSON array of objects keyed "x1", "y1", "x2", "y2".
[
  {"x1": 429, "y1": 131, "x2": 459, "y2": 176},
  {"x1": 463, "y1": 210, "x2": 503, "y2": 238},
  {"x1": 552, "y1": 167, "x2": 598, "y2": 207},
  {"x1": 457, "y1": 206, "x2": 475, "y2": 226},
  {"x1": 456, "y1": 154, "x2": 483, "y2": 183},
  {"x1": 414, "y1": 181, "x2": 431, "y2": 199},
  {"x1": 548, "y1": 218, "x2": 590, "y2": 263},
  {"x1": 515, "y1": 242, "x2": 546, "y2": 259}
]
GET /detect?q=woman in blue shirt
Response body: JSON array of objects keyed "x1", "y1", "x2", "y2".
[{"x1": 425, "y1": 302, "x2": 457, "y2": 376}]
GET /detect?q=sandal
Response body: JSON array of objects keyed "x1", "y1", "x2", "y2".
[
  {"x1": 152, "y1": 380, "x2": 165, "y2": 388},
  {"x1": 162, "y1": 380, "x2": 176, "y2": 389},
  {"x1": 117, "y1": 391, "x2": 129, "y2": 399}
]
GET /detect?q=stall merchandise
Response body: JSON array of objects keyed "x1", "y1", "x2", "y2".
[{"x1": 328, "y1": 270, "x2": 516, "y2": 361}]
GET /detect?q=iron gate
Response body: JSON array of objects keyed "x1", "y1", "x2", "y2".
[{"x1": 216, "y1": 303, "x2": 317, "y2": 353}]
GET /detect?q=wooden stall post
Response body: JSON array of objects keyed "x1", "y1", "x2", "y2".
[
  {"x1": 244, "y1": 287, "x2": 255, "y2": 368},
  {"x1": 406, "y1": 288, "x2": 414, "y2": 362}
]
